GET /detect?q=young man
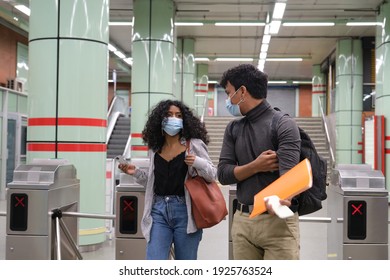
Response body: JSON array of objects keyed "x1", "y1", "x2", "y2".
[{"x1": 217, "y1": 64, "x2": 301, "y2": 260}]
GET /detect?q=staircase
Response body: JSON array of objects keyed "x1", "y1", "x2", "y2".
[
  {"x1": 203, "y1": 116, "x2": 331, "y2": 179},
  {"x1": 204, "y1": 116, "x2": 237, "y2": 167},
  {"x1": 107, "y1": 116, "x2": 131, "y2": 159}
]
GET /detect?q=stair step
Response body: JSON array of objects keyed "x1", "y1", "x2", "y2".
[{"x1": 204, "y1": 115, "x2": 332, "y2": 176}]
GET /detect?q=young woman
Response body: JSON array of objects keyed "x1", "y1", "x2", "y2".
[{"x1": 118, "y1": 99, "x2": 216, "y2": 260}]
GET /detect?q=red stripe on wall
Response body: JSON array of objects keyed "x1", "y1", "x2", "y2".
[
  {"x1": 357, "y1": 141, "x2": 363, "y2": 145},
  {"x1": 195, "y1": 83, "x2": 208, "y2": 87},
  {"x1": 131, "y1": 146, "x2": 148, "y2": 151},
  {"x1": 385, "y1": 136, "x2": 390, "y2": 141},
  {"x1": 28, "y1": 143, "x2": 106, "y2": 152},
  {"x1": 358, "y1": 150, "x2": 363, "y2": 154},
  {"x1": 386, "y1": 149, "x2": 390, "y2": 154},
  {"x1": 28, "y1": 117, "x2": 106, "y2": 127},
  {"x1": 28, "y1": 118, "x2": 56, "y2": 126},
  {"x1": 313, "y1": 84, "x2": 326, "y2": 87},
  {"x1": 106, "y1": 171, "x2": 112, "y2": 179},
  {"x1": 131, "y1": 133, "x2": 143, "y2": 138},
  {"x1": 195, "y1": 89, "x2": 208, "y2": 93}
]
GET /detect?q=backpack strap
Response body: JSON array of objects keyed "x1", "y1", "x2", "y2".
[{"x1": 270, "y1": 108, "x2": 287, "y2": 150}]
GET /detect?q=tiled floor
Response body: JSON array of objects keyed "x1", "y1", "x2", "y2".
[{"x1": 0, "y1": 196, "x2": 388, "y2": 260}]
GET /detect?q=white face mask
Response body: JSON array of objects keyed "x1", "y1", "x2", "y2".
[{"x1": 225, "y1": 87, "x2": 243, "y2": 116}]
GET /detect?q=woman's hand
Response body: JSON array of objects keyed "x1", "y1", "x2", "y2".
[
  {"x1": 184, "y1": 154, "x2": 196, "y2": 166},
  {"x1": 118, "y1": 163, "x2": 136, "y2": 175}
]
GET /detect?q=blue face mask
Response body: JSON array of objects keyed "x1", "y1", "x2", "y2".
[
  {"x1": 225, "y1": 88, "x2": 243, "y2": 116},
  {"x1": 162, "y1": 117, "x2": 183, "y2": 136}
]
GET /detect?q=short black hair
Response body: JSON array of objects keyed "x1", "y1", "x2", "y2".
[
  {"x1": 142, "y1": 99, "x2": 209, "y2": 152},
  {"x1": 219, "y1": 64, "x2": 268, "y2": 99}
]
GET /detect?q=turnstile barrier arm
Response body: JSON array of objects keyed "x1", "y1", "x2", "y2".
[{"x1": 52, "y1": 209, "x2": 83, "y2": 260}]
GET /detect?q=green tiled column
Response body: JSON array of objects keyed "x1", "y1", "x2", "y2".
[
  {"x1": 131, "y1": 0, "x2": 175, "y2": 157},
  {"x1": 312, "y1": 64, "x2": 326, "y2": 117},
  {"x1": 335, "y1": 39, "x2": 363, "y2": 164},
  {"x1": 376, "y1": 2, "x2": 390, "y2": 194},
  {"x1": 176, "y1": 38, "x2": 195, "y2": 108},
  {"x1": 28, "y1": 0, "x2": 108, "y2": 246}
]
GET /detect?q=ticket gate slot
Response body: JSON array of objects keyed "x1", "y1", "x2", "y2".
[
  {"x1": 115, "y1": 158, "x2": 149, "y2": 260},
  {"x1": 327, "y1": 164, "x2": 388, "y2": 260},
  {"x1": 6, "y1": 159, "x2": 80, "y2": 260}
]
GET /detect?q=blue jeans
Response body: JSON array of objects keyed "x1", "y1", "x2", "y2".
[{"x1": 146, "y1": 195, "x2": 202, "y2": 260}]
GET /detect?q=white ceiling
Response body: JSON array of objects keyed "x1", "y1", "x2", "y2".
[
  {"x1": 109, "y1": 0, "x2": 382, "y2": 82},
  {"x1": 0, "y1": 0, "x2": 383, "y2": 83}
]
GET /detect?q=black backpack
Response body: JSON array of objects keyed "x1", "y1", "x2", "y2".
[{"x1": 271, "y1": 108, "x2": 328, "y2": 215}]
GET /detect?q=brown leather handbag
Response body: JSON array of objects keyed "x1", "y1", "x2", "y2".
[{"x1": 184, "y1": 140, "x2": 228, "y2": 229}]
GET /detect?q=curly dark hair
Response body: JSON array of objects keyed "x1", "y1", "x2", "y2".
[
  {"x1": 142, "y1": 99, "x2": 210, "y2": 152},
  {"x1": 219, "y1": 64, "x2": 268, "y2": 99}
]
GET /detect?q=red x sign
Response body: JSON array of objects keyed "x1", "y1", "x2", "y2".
[
  {"x1": 15, "y1": 196, "x2": 25, "y2": 207},
  {"x1": 351, "y1": 203, "x2": 363, "y2": 215},
  {"x1": 123, "y1": 200, "x2": 134, "y2": 212}
]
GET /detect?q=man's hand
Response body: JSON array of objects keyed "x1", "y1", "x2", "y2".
[
  {"x1": 265, "y1": 197, "x2": 292, "y2": 215},
  {"x1": 253, "y1": 150, "x2": 279, "y2": 172}
]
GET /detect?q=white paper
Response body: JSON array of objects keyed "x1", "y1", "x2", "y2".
[{"x1": 264, "y1": 195, "x2": 294, "y2": 219}]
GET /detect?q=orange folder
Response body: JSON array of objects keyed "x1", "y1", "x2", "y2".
[{"x1": 249, "y1": 158, "x2": 313, "y2": 218}]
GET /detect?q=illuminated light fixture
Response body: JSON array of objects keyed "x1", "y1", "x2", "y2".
[
  {"x1": 208, "y1": 80, "x2": 218, "y2": 84},
  {"x1": 15, "y1": 5, "x2": 30, "y2": 16},
  {"x1": 268, "y1": 81, "x2": 287, "y2": 84},
  {"x1": 264, "y1": 23, "x2": 270, "y2": 35},
  {"x1": 214, "y1": 58, "x2": 254, "y2": 62},
  {"x1": 283, "y1": 22, "x2": 335, "y2": 26},
  {"x1": 108, "y1": 44, "x2": 117, "y2": 52},
  {"x1": 346, "y1": 22, "x2": 381, "y2": 26},
  {"x1": 259, "y1": 52, "x2": 267, "y2": 60},
  {"x1": 194, "y1": 58, "x2": 210, "y2": 62},
  {"x1": 123, "y1": 58, "x2": 133, "y2": 66},
  {"x1": 258, "y1": 60, "x2": 266, "y2": 71},
  {"x1": 109, "y1": 22, "x2": 133, "y2": 26},
  {"x1": 267, "y1": 58, "x2": 303, "y2": 61},
  {"x1": 270, "y1": 20, "x2": 282, "y2": 34},
  {"x1": 108, "y1": 79, "x2": 114, "y2": 83},
  {"x1": 114, "y1": 50, "x2": 126, "y2": 59},
  {"x1": 262, "y1": 34, "x2": 271, "y2": 44},
  {"x1": 272, "y1": 2, "x2": 286, "y2": 19},
  {"x1": 261, "y1": 44, "x2": 269, "y2": 53},
  {"x1": 293, "y1": 81, "x2": 312, "y2": 84},
  {"x1": 174, "y1": 22, "x2": 203, "y2": 26},
  {"x1": 215, "y1": 22, "x2": 265, "y2": 26}
]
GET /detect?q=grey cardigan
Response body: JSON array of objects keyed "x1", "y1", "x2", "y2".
[{"x1": 132, "y1": 138, "x2": 217, "y2": 243}]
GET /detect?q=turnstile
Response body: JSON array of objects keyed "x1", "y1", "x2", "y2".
[
  {"x1": 115, "y1": 158, "x2": 148, "y2": 260},
  {"x1": 6, "y1": 159, "x2": 80, "y2": 260},
  {"x1": 327, "y1": 164, "x2": 388, "y2": 260},
  {"x1": 228, "y1": 184, "x2": 237, "y2": 260}
]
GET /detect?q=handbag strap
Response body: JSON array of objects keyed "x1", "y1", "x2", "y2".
[{"x1": 186, "y1": 139, "x2": 199, "y2": 176}]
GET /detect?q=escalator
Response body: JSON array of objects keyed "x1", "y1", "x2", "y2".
[
  {"x1": 107, "y1": 115, "x2": 130, "y2": 159},
  {"x1": 106, "y1": 96, "x2": 131, "y2": 159}
]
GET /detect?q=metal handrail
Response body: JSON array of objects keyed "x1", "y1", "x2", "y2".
[
  {"x1": 106, "y1": 111, "x2": 123, "y2": 144},
  {"x1": 107, "y1": 95, "x2": 118, "y2": 119},
  {"x1": 318, "y1": 96, "x2": 335, "y2": 167},
  {"x1": 200, "y1": 92, "x2": 208, "y2": 123},
  {"x1": 0, "y1": 86, "x2": 28, "y2": 97}
]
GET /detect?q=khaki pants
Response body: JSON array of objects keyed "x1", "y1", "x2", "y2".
[{"x1": 231, "y1": 210, "x2": 300, "y2": 260}]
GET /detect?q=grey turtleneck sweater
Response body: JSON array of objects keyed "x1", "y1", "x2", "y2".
[{"x1": 217, "y1": 99, "x2": 301, "y2": 205}]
